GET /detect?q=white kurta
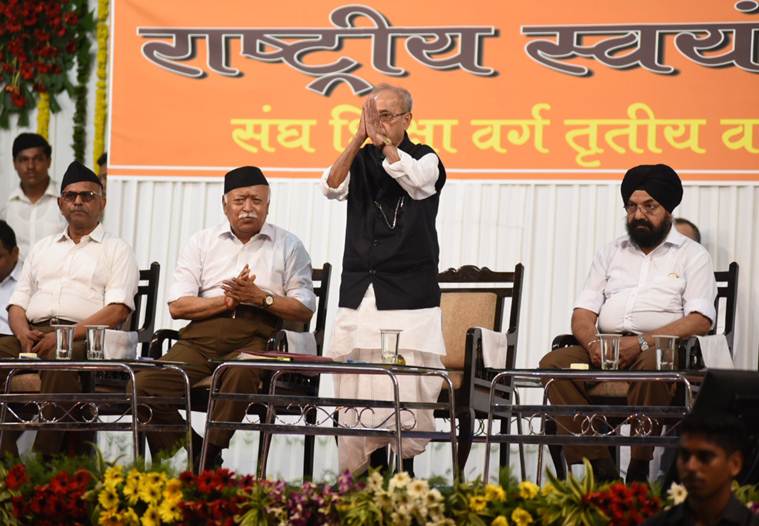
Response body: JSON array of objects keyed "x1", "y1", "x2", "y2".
[{"x1": 328, "y1": 286, "x2": 446, "y2": 474}]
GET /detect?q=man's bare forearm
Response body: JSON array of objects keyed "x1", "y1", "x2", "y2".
[
  {"x1": 640, "y1": 312, "x2": 711, "y2": 346},
  {"x1": 327, "y1": 134, "x2": 365, "y2": 189},
  {"x1": 8, "y1": 306, "x2": 30, "y2": 337},
  {"x1": 571, "y1": 308, "x2": 600, "y2": 352},
  {"x1": 169, "y1": 296, "x2": 230, "y2": 321},
  {"x1": 73, "y1": 303, "x2": 131, "y2": 340}
]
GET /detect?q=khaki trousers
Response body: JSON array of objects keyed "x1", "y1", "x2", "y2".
[
  {"x1": 0, "y1": 323, "x2": 91, "y2": 456},
  {"x1": 133, "y1": 315, "x2": 277, "y2": 456},
  {"x1": 539, "y1": 344, "x2": 673, "y2": 464}
]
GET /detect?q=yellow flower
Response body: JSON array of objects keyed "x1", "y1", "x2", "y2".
[
  {"x1": 123, "y1": 508, "x2": 140, "y2": 526},
  {"x1": 469, "y1": 495, "x2": 488, "y2": 513},
  {"x1": 98, "y1": 510, "x2": 123, "y2": 526},
  {"x1": 163, "y1": 478, "x2": 182, "y2": 499},
  {"x1": 145, "y1": 472, "x2": 166, "y2": 487},
  {"x1": 138, "y1": 481, "x2": 163, "y2": 504},
  {"x1": 104, "y1": 466, "x2": 125, "y2": 490},
  {"x1": 540, "y1": 483, "x2": 555, "y2": 496},
  {"x1": 98, "y1": 488, "x2": 120, "y2": 511},
  {"x1": 158, "y1": 497, "x2": 182, "y2": 523},
  {"x1": 123, "y1": 480, "x2": 139, "y2": 506},
  {"x1": 485, "y1": 483, "x2": 506, "y2": 502},
  {"x1": 141, "y1": 506, "x2": 160, "y2": 526},
  {"x1": 492, "y1": 516, "x2": 509, "y2": 526},
  {"x1": 518, "y1": 481, "x2": 539, "y2": 500},
  {"x1": 511, "y1": 507, "x2": 533, "y2": 526}
]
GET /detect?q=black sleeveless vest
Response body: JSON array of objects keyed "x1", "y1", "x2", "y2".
[{"x1": 338, "y1": 134, "x2": 446, "y2": 310}]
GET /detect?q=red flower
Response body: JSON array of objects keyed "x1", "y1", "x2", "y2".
[
  {"x1": 5, "y1": 464, "x2": 28, "y2": 491},
  {"x1": 11, "y1": 92, "x2": 26, "y2": 109}
]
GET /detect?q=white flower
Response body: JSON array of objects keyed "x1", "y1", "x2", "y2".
[
  {"x1": 667, "y1": 482, "x2": 688, "y2": 505},
  {"x1": 388, "y1": 471, "x2": 412, "y2": 492},
  {"x1": 407, "y1": 479, "x2": 430, "y2": 499},
  {"x1": 427, "y1": 488, "x2": 444, "y2": 504},
  {"x1": 366, "y1": 470, "x2": 384, "y2": 492},
  {"x1": 374, "y1": 490, "x2": 393, "y2": 509}
]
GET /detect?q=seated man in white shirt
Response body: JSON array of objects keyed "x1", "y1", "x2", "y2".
[
  {"x1": 0, "y1": 133, "x2": 66, "y2": 257},
  {"x1": 0, "y1": 221, "x2": 21, "y2": 336},
  {"x1": 0, "y1": 161, "x2": 139, "y2": 457},
  {"x1": 322, "y1": 84, "x2": 446, "y2": 476},
  {"x1": 133, "y1": 166, "x2": 316, "y2": 471},
  {"x1": 540, "y1": 164, "x2": 717, "y2": 483}
]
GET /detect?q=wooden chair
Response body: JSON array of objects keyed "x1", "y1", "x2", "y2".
[
  {"x1": 148, "y1": 263, "x2": 331, "y2": 480},
  {"x1": 432, "y1": 263, "x2": 524, "y2": 477},
  {"x1": 545, "y1": 261, "x2": 739, "y2": 478}
]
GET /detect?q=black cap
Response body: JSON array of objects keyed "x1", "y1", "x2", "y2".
[
  {"x1": 60, "y1": 161, "x2": 102, "y2": 192},
  {"x1": 224, "y1": 166, "x2": 268, "y2": 194},
  {"x1": 13, "y1": 133, "x2": 51, "y2": 159},
  {"x1": 621, "y1": 164, "x2": 683, "y2": 213}
]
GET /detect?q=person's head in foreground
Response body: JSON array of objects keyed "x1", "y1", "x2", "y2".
[{"x1": 621, "y1": 164, "x2": 682, "y2": 252}]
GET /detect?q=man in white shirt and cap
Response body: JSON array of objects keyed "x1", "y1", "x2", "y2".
[
  {"x1": 540, "y1": 164, "x2": 717, "y2": 483},
  {"x1": 322, "y1": 83, "x2": 447, "y2": 476},
  {"x1": 0, "y1": 221, "x2": 21, "y2": 336},
  {"x1": 133, "y1": 166, "x2": 316, "y2": 471},
  {"x1": 0, "y1": 161, "x2": 139, "y2": 457},
  {"x1": 1, "y1": 133, "x2": 65, "y2": 257}
]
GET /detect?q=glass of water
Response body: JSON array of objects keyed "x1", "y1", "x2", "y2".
[
  {"x1": 86, "y1": 325, "x2": 109, "y2": 360},
  {"x1": 380, "y1": 329, "x2": 402, "y2": 364},
  {"x1": 598, "y1": 333, "x2": 622, "y2": 370},
  {"x1": 52, "y1": 324, "x2": 75, "y2": 360},
  {"x1": 654, "y1": 335, "x2": 678, "y2": 370}
]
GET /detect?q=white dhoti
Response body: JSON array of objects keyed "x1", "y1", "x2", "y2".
[{"x1": 326, "y1": 285, "x2": 446, "y2": 474}]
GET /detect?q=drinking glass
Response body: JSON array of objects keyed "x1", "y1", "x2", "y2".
[
  {"x1": 86, "y1": 325, "x2": 108, "y2": 360},
  {"x1": 654, "y1": 335, "x2": 678, "y2": 370},
  {"x1": 598, "y1": 333, "x2": 622, "y2": 370},
  {"x1": 52, "y1": 324, "x2": 75, "y2": 360},
  {"x1": 380, "y1": 329, "x2": 401, "y2": 364}
]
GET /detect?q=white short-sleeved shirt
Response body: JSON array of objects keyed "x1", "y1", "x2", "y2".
[
  {"x1": 167, "y1": 222, "x2": 316, "y2": 313},
  {"x1": 574, "y1": 227, "x2": 717, "y2": 334},
  {"x1": 9, "y1": 224, "x2": 139, "y2": 323},
  {"x1": 0, "y1": 262, "x2": 21, "y2": 334},
  {"x1": 0, "y1": 179, "x2": 66, "y2": 258}
]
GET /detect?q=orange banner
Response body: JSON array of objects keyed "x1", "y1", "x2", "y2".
[{"x1": 109, "y1": 1, "x2": 759, "y2": 180}]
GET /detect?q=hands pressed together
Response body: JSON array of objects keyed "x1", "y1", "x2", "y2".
[
  {"x1": 357, "y1": 97, "x2": 392, "y2": 148},
  {"x1": 221, "y1": 264, "x2": 266, "y2": 310},
  {"x1": 19, "y1": 328, "x2": 56, "y2": 357}
]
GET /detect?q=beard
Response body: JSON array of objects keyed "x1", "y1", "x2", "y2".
[{"x1": 627, "y1": 215, "x2": 672, "y2": 249}]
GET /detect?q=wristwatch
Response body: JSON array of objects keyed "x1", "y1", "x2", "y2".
[
  {"x1": 262, "y1": 294, "x2": 274, "y2": 308},
  {"x1": 637, "y1": 335, "x2": 649, "y2": 352}
]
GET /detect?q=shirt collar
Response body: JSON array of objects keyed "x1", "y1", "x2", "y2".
[
  {"x1": 8, "y1": 178, "x2": 58, "y2": 202},
  {"x1": 621, "y1": 222, "x2": 687, "y2": 251},
  {"x1": 218, "y1": 222, "x2": 274, "y2": 243},
  {"x1": 0, "y1": 261, "x2": 21, "y2": 286},
  {"x1": 56, "y1": 223, "x2": 105, "y2": 243}
]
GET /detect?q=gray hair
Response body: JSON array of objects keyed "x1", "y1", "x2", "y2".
[{"x1": 372, "y1": 83, "x2": 413, "y2": 113}]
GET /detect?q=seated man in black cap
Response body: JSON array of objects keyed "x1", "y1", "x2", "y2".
[
  {"x1": 1, "y1": 133, "x2": 65, "y2": 257},
  {"x1": 540, "y1": 164, "x2": 717, "y2": 483},
  {"x1": 0, "y1": 161, "x2": 139, "y2": 457},
  {"x1": 133, "y1": 166, "x2": 316, "y2": 470}
]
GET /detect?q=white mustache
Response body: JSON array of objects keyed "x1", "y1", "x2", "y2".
[{"x1": 238, "y1": 212, "x2": 257, "y2": 220}]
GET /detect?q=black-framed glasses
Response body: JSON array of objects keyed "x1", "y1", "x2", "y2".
[
  {"x1": 378, "y1": 111, "x2": 408, "y2": 123},
  {"x1": 61, "y1": 191, "x2": 101, "y2": 203},
  {"x1": 624, "y1": 202, "x2": 660, "y2": 215}
]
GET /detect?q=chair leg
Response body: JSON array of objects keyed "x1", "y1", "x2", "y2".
[
  {"x1": 302, "y1": 408, "x2": 316, "y2": 481},
  {"x1": 457, "y1": 409, "x2": 474, "y2": 480},
  {"x1": 544, "y1": 419, "x2": 567, "y2": 479},
  {"x1": 256, "y1": 431, "x2": 272, "y2": 479},
  {"x1": 498, "y1": 417, "x2": 511, "y2": 473}
]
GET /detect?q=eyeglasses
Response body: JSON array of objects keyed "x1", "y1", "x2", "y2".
[
  {"x1": 61, "y1": 191, "x2": 101, "y2": 203},
  {"x1": 378, "y1": 111, "x2": 408, "y2": 123},
  {"x1": 624, "y1": 202, "x2": 661, "y2": 215}
]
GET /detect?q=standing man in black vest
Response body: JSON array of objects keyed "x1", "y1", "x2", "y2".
[{"x1": 321, "y1": 84, "x2": 446, "y2": 476}]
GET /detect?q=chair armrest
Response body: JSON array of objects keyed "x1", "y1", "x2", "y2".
[
  {"x1": 552, "y1": 334, "x2": 579, "y2": 349},
  {"x1": 679, "y1": 336, "x2": 702, "y2": 369},
  {"x1": 149, "y1": 329, "x2": 180, "y2": 359}
]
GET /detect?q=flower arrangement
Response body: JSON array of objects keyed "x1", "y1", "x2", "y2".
[
  {"x1": 92, "y1": 0, "x2": 108, "y2": 169},
  {"x1": 0, "y1": 455, "x2": 757, "y2": 526},
  {"x1": 0, "y1": 0, "x2": 94, "y2": 129}
]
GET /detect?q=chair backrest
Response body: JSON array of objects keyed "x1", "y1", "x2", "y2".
[
  {"x1": 129, "y1": 262, "x2": 160, "y2": 357},
  {"x1": 712, "y1": 261, "x2": 739, "y2": 353},
  {"x1": 278, "y1": 263, "x2": 332, "y2": 356},
  {"x1": 437, "y1": 264, "x2": 524, "y2": 370}
]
